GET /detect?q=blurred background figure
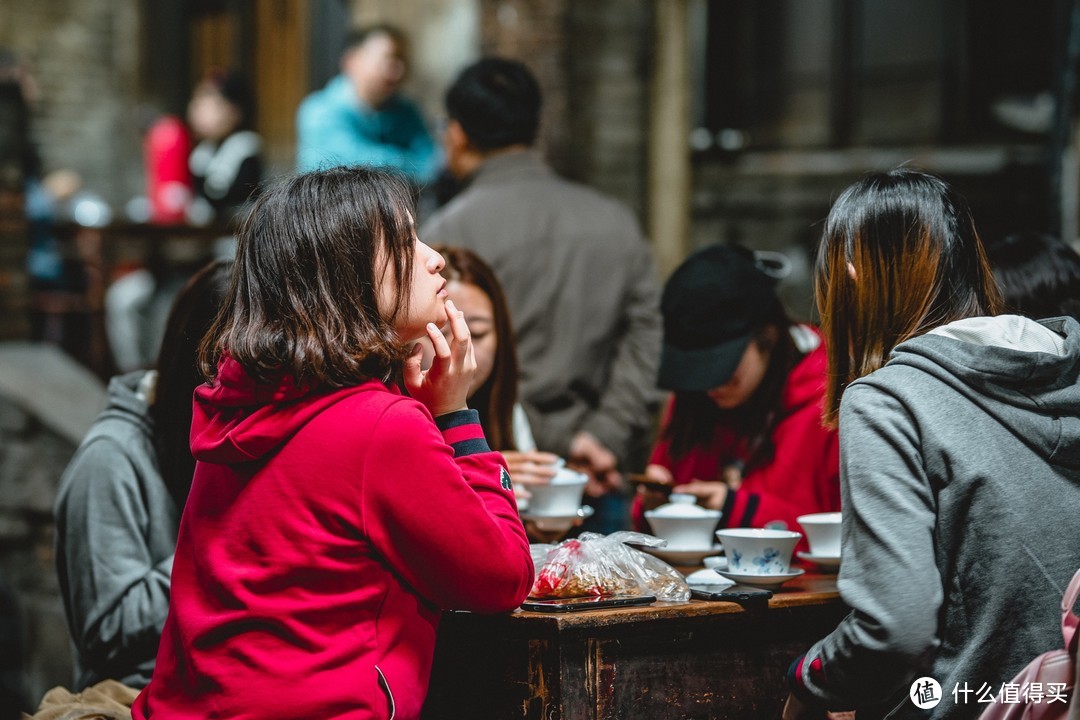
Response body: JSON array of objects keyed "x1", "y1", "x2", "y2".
[
  {"x1": 142, "y1": 113, "x2": 191, "y2": 225},
  {"x1": 105, "y1": 70, "x2": 261, "y2": 373},
  {"x1": 296, "y1": 25, "x2": 439, "y2": 189},
  {"x1": 638, "y1": 244, "x2": 840, "y2": 545},
  {"x1": 0, "y1": 48, "x2": 91, "y2": 345},
  {"x1": 431, "y1": 245, "x2": 580, "y2": 541},
  {"x1": 55, "y1": 260, "x2": 231, "y2": 691},
  {"x1": 424, "y1": 57, "x2": 663, "y2": 534},
  {"x1": 186, "y1": 69, "x2": 263, "y2": 226},
  {"x1": 985, "y1": 231, "x2": 1080, "y2": 322}
]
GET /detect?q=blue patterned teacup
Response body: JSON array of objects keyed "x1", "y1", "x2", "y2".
[{"x1": 715, "y1": 528, "x2": 802, "y2": 575}]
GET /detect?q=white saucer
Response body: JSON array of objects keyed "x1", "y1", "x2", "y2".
[
  {"x1": 520, "y1": 505, "x2": 594, "y2": 532},
  {"x1": 715, "y1": 567, "x2": 805, "y2": 588},
  {"x1": 637, "y1": 545, "x2": 725, "y2": 566},
  {"x1": 797, "y1": 551, "x2": 841, "y2": 571}
]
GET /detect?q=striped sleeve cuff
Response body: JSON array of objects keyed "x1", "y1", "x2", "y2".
[
  {"x1": 434, "y1": 409, "x2": 492, "y2": 457},
  {"x1": 787, "y1": 652, "x2": 828, "y2": 707}
]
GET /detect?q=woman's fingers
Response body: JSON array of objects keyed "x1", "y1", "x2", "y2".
[
  {"x1": 645, "y1": 463, "x2": 675, "y2": 485},
  {"x1": 444, "y1": 300, "x2": 471, "y2": 365},
  {"x1": 426, "y1": 321, "x2": 452, "y2": 362},
  {"x1": 525, "y1": 451, "x2": 561, "y2": 465}
]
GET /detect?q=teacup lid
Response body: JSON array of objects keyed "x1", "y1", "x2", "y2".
[{"x1": 647, "y1": 493, "x2": 718, "y2": 518}]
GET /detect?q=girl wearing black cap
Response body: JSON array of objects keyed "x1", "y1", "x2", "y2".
[{"x1": 636, "y1": 244, "x2": 840, "y2": 540}]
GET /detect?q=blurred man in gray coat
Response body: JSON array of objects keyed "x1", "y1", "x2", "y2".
[{"x1": 423, "y1": 58, "x2": 662, "y2": 530}]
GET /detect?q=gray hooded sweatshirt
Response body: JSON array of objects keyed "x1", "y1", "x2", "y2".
[
  {"x1": 799, "y1": 315, "x2": 1080, "y2": 719},
  {"x1": 54, "y1": 371, "x2": 179, "y2": 690}
]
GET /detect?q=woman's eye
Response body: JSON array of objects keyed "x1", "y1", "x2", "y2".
[{"x1": 471, "y1": 331, "x2": 491, "y2": 342}]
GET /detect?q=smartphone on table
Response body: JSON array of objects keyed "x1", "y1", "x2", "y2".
[
  {"x1": 690, "y1": 584, "x2": 773, "y2": 604},
  {"x1": 520, "y1": 594, "x2": 657, "y2": 613}
]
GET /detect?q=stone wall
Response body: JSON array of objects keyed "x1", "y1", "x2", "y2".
[
  {"x1": 478, "y1": 0, "x2": 651, "y2": 219},
  {"x1": 0, "y1": 344, "x2": 106, "y2": 710}
]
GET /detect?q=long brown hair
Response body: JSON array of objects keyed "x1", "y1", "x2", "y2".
[
  {"x1": 815, "y1": 168, "x2": 1003, "y2": 426},
  {"x1": 151, "y1": 260, "x2": 232, "y2": 509},
  {"x1": 199, "y1": 167, "x2": 416, "y2": 387},
  {"x1": 435, "y1": 245, "x2": 520, "y2": 451}
]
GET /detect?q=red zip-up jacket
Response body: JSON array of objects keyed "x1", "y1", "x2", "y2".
[
  {"x1": 637, "y1": 327, "x2": 840, "y2": 540},
  {"x1": 132, "y1": 357, "x2": 532, "y2": 720}
]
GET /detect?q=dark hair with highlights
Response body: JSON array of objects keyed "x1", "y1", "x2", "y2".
[
  {"x1": 435, "y1": 245, "x2": 520, "y2": 451},
  {"x1": 198, "y1": 166, "x2": 416, "y2": 387},
  {"x1": 815, "y1": 167, "x2": 1002, "y2": 427}
]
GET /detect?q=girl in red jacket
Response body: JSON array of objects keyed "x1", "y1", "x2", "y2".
[
  {"x1": 637, "y1": 244, "x2": 840, "y2": 541},
  {"x1": 131, "y1": 167, "x2": 533, "y2": 720}
]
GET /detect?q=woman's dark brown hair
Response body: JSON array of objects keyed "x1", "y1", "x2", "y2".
[
  {"x1": 151, "y1": 259, "x2": 232, "y2": 509},
  {"x1": 199, "y1": 166, "x2": 416, "y2": 387},
  {"x1": 815, "y1": 167, "x2": 1003, "y2": 427},
  {"x1": 435, "y1": 245, "x2": 520, "y2": 451}
]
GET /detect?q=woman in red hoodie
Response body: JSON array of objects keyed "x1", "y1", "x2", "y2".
[
  {"x1": 131, "y1": 167, "x2": 533, "y2": 720},
  {"x1": 637, "y1": 243, "x2": 840, "y2": 539}
]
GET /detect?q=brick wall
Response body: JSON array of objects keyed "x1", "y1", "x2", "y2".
[
  {"x1": 0, "y1": 0, "x2": 143, "y2": 208},
  {"x1": 478, "y1": 0, "x2": 650, "y2": 219}
]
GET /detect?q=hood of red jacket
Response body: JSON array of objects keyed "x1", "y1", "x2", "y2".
[
  {"x1": 190, "y1": 356, "x2": 387, "y2": 464},
  {"x1": 780, "y1": 325, "x2": 828, "y2": 414}
]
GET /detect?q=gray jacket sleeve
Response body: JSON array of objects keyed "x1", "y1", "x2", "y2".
[
  {"x1": 799, "y1": 382, "x2": 942, "y2": 707},
  {"x1": 577, "y1": 241, "x2": 663, "y2": 463},
  {"x1": 55, "y1": 437, "x2": 173, "y2": 679}
]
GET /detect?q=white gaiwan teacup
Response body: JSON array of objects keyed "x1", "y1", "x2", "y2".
[
  {"x1": 715, "y1": 528, "x2": 802, "y2": 575},
  {"x1": 644, "y1": 494, "x2": 722, "y2": 549},
  {"x1": 797, "y1": 512, "x2": 842, "y2": 557},
  {"x1": 525, "y1": 467, "x2": 587, "y2": 516}
]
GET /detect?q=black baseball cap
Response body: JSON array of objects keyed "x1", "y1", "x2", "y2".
[{"x1": 658, "y1": 244, "x2": 785, "y2": 392}]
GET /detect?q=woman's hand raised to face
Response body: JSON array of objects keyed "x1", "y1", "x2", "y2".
[{"x1": 403, "y1": 299, "x2": 477, "y2": 417}]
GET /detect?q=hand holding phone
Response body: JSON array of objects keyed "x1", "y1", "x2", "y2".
[{"x1": 520, "y1": 594, "x2": 657, "y2": 613}]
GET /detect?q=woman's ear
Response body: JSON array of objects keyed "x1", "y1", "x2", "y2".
[
  {"x1": 444, "y1": 120, "x2": 484, "y2": 179},
  {"x1": 846, "y1": 262, "x2": 857, "y2": 280}
]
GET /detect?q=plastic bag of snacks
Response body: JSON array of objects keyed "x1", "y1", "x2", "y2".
[{"x1": 530, "y1": 531, "x2": 690, "y2": 602}]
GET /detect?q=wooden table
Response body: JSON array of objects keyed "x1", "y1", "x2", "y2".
[{"x1": 422, "y1": 572, "x2": 848, "y2": 720}]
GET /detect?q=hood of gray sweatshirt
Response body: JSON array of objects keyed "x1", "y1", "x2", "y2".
[{"x1": 801, "y1": 315, "x2": 1080, "y2": 719}]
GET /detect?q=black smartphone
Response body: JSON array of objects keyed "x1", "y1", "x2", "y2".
[
  {"x1": 520, "y1": 594, "x2": 657, "y2": 613},
  {"x1": 690, "y1": 584, "x2": 773, "y2": 603}
]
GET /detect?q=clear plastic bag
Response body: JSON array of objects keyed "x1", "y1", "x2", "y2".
[{"x1": 529, "y1": 531, "x2": 690, "y2": 602}]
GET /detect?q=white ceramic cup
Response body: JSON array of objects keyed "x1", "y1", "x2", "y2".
[
  {"x1": 643, "y1": 494, "x2": 722, "y2": 549},
  {"x1": 715, "y1": 528, "x2": 802, "y2": 575},
  {"x1": 796, "y1": 512, "x2": 842, "y2": 557},
  {"x1": 526, "y1": 469, "x2": 587, "y2": 516}
]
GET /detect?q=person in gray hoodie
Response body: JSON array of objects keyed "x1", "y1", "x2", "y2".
[
  {"x1": 54, "y1": 260, "x2": 230, "y2": 690},
  {"x1": 784, "y1": 168, "x2": 1080, "y2": 719}
]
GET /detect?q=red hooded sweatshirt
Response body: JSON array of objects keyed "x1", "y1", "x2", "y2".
[
  {"x1": 637, "y1": 326, "x2": 840, "y2": 541},
  {"x1": 131, "y1": 357, "x2": 533, "y2": 720}
]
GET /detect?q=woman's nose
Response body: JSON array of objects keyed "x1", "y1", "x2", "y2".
[{"x1": 427, "y1": 246, "x2": 446, "y2": 273}]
